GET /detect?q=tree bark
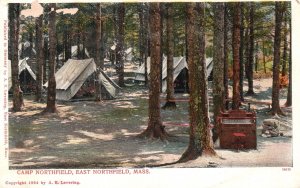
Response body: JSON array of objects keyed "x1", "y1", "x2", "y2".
[
  {"x1": 144, "y1": 3, "x2": 150, "y2": 86},
  {"x1": 224, "y1": 4, "x2": 229, "y2": 110},
  {"x1": 162, "y1": 3, "x2": 176, "y2": 110},
  {"x1": 44, "y1": 3, "x2": 57, "y2": 113},
  {"x1": 239, "y1": 3, "x2": 245, "y2": 101},
  {"x1": 138, "y1": 3, "x2": 144, "y2": 66},
  {"x1": 285, "y1": 16, "x2": 292, "y2": 107},
  {"x1": 116, "y1": 3, "x2": 125, "y2": 87},
  {"x1": 43, "y1": 5, "x2": 50, "y2": 84},
  {"x1": 255, "y1": 42, "x2": 259, "y2": 72},
  {"x1": 271, "y1": 2, "x2": 285, "y2": 115},
  {"x1": 35, "y1": 14, "x2": 44, "y2": 102},
  {"x1": 262, "y1": 40, "x2": 267, "y2": 74},
  {"x1": 246, "y1": 2, "x2": 255, "y2": 95},
  {"x1": 281, "y1": 12, "x2": 288, "y2": 77},
  {"x1": 9, "y1": 4, "x2": 23, "y2": 112},
  {"x1": 95, "y1": 3, "x2": 102, "y2": 101},
  {"x1": 179, "y1": 3, "x2": 215, "y2": 163},
  {"x1": 212, "y1": 2, "x2": 224, "y2": 141},
  {"x1": 139, "y1": 3, "x2": 168, "y2": 140},
  {"x1": 232, "y1": 2, "x2": 241, "y2": 110}
]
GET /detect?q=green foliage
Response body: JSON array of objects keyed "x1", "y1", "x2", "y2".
[{"x1": 17, "y1": 2, "x2": 290, "y2": 65}]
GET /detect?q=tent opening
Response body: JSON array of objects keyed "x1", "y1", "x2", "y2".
[
  {"x1": 174, "y1": 67, "x2": 189, "y2": 93},
  {"x1": 19, "y1": 69, "x2": 36, "y2": 93}
]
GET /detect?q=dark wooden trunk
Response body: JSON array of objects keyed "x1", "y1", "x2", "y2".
[
  {"x1": 43, "y1": 5, "x2": 50, "y2": 84},
  {"x1": 162, "y1": 3, "x2": 176, "y2": 110},
  {"x1": 35, "y1": 15, "x2": 44, "y2": 102},
  {"x1": 212, "y1": 2, "x2": 225, "y2": 140},
  {"x1": 281, "y1": 12, "x2": 288, "y2": 77},
  {"x1": 285, "y1": 16, "x2": 292, "y2": 107},
  {"x1": 139, "y1": 3, "x2": 168, "y2": 140},
  {"x1": 179, "y1": 3, "x2": 215, "y2": 163},
  {"x1": 271, "y1": 2, "x2": 285, "y2": 115},
  {"x1": 9, "y1": 4, "x2": 23, "y2": 111},
  {"x1": 116, "y1": 3, "x2": 125, "y2": 87},
  {"x1": 44, "y1": 3, "x2": 57, "y2": 113},
  {"x1": 224, "y1": 4, "x2": 229, "y2": 110},
  {"x1": 232, "y1": 2, "x2": 241, "y2": 110},
  {"x1": 246, "y1": 2, "x2": 255, "y2": 95},
  {"x1": 138, "y1": 4, "x2": 144, "y2": 66},
  {"x1": 95, "y1": 3, "x2": 102, "y2": 101},
  {"x1": 262, "y1": 41, "x2": 267, "y2": 74},
  {"x1": 239, "y1": 3, "x2": 245, "y2": 101},
  {"x1": 255, "y1": 42, "x2": 259, "y2": 72},
  {"x1": 144, "y1": 3, "x2": 150, "y2": 86}
]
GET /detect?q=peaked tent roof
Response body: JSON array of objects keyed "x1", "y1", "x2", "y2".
[
  {"x1": 71, "y1": 45, "x2": 90, "y2": 58},
  {"x1": 8, "y1": 58, "x2": 37, "y2": 90},
  {"x1": 58, "y1": 45, "x2": 90, "y2": 60},
  {"x1": 134, "y1": 56, "x2": 213, "y2": 92},
  {"x1": 99, "y1": 69, "x2": 121, "y2": 99},
  {"x1": 44, "y1": 58, "x2": 120, "y2": 101}
]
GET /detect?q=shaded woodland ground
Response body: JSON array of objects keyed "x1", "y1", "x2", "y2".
[{"x1": 9, "y1": 63, "x2": 292, "y2": 168}]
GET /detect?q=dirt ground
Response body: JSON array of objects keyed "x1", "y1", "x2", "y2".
[{"x1": 8, "y1": 74, "x2": 292, "y2": 169}]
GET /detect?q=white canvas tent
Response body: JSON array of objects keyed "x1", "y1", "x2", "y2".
[
  {"x1": 8, "y1": 58, "x2": 37, "y2": 90},
  {"x1": 44, "y1": 58, "x2": 120, "y2": 101},
  {"x1": 58, "y1": 45, "x2": 90, "y2": 60},
  {"x1": 18, "y1": 41, "x2": 37, "y2": 59},
  {"x1": 134, "y1": 56, "x2": 213, "y2": 92}
]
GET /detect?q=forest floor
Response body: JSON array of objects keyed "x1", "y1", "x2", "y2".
[{"x1": 8, "y1": 63, "x2": 292, "y2": 169}]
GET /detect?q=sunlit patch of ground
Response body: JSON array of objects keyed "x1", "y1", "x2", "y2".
[{"x1": 8, "y1": 77, "x2": 292, "y2": 168}]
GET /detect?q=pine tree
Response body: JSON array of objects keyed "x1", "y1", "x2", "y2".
[
  {"x1": 9, "y1": 3, "x2": 23, "y2": 111},
  {"x1": 179, "y1": 3, "x2": 215, "y2": 162},
  {"x1": 212, "y1": 2, "x2": 225, "y2": 140},
  {"x1": 43, "y1": 3, "x2": 57, "y2": 113},
  {"x1": 162, "y1": 3, "x2": 176, "y2": 110},
  {"x1": 271, "y1": 2, "x2": 285, "y2": 115},
  {"x1": 232, "y1": 2, "x2": 241, "y2": 110},
  {"x1": 35, "y1": 14, "x2": 44, "y2": 102},
  {"x1": 139, "y1": 3, "x2": 168, "y2": 140}
]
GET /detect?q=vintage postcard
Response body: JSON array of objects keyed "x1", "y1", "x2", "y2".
[{"x1": 1, "y1": 0, "x2": 299, "y2": 187}]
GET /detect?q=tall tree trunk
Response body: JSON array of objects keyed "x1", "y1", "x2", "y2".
[
  {"x1": 271, "y1": 2, "x2": 285, "y2": 115},
  {"x1": 159, "y1": 3, "x2": 165, "y2": 92},
  {"x1": 35, "y1": 14, "x2": 44, "y2": 102},
  {"x1": 224, "y1": 3, "x2": 229, "y2": 110},
  {"x1": 29, "y1": 31, "x2": 33, "y2": 58},
  {"x1": 244, "y1": 26, "x2": 250, "y2": 80},
  {"x1": 95, "y1": 3, "x2": 102, "y2": 101},
  {"x1": 262, "y1": 40, "x2": 267, "y2": 74},
  {"x1": 281, "y1": 12, "x2": 288, "y2": 77},
  {"x1": 44, "y1": 3, "x2": 57, "y2": 113},
  {"x1": 255, "y1": 42, "x2": 259, "y2": 72},
  {"x1": 9, "y1": 4, "x2": 23, "y2": 111},
  {"x1": 116, "y1": 3, "x2": 125, "y2": 87},
  {"x1": 179, "y1": 3, "x2": 215, "y2": 163},
  {"x1": 239, "y1": 3, "x2": 245, "y2": 101},
  {"x1": 285, "y1": 26, "x2": 292, "y2": 107},
  {"x1": 232, "y1": 2, "x2": 241, "y2": 110},
  {"x1": 139, "y1": 2, "x2": 168, "y2": 140},
  {"x1": 138, "y1": 3, "x2": 144, "y2": 66},
  {"x1": 246, "y1": 2, "x2": 255, "y2": 95},
  {"x1": 43, "y1": 5, "x2": 50, "y2": 84},
  {"x1": 162, "y1": 3, "x2": 176, "y2": 110},
  {"x1": 212, "y1": 2, "x2": 224, "y2": 141},
  {"x1": 144, "y1": 3, "x2": 150, "y2": 87}
]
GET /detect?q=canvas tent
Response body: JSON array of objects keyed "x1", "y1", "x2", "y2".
[
  {"x1": 134, "y1": 56, "x2": 213, "y2": 92},
  {"x1": 18, "y1": 41, "x2": 37, "y2": 59},
  {"x1": 58, "y1": 45, "x2": 90, "y2": 60},
  {"x1": 44, "y1": 58, "x2": 120, "y2": 101},
  {"x1": 8, "y1": 58, "x2": 37, "y2": 91}
]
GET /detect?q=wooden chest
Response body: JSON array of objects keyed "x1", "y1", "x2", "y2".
[{"x1": 217, "y1": 110, "x2": 257, "y2": 150}]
